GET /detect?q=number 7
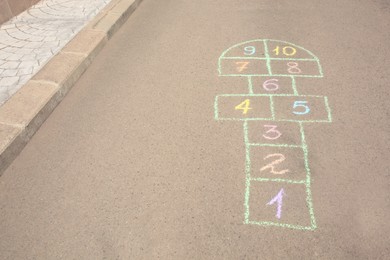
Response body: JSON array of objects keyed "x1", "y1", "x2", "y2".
[{"x1": 235, "y1": 61, "x2": 249, "y2": 72}]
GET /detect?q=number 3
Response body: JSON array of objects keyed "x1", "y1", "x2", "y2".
[
  {"x1": 263, "y1": 125, "x2": 282, "y2": 140},
  {"x1": 293, "y1": 101, "x2": 310, "y2": 115}
]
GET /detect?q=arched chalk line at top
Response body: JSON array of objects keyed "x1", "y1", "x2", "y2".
[{"x1": 218, "y1": 39, "x2": 323, "y2": 78}]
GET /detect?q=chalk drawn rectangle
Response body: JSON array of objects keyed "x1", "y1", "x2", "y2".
[
  {"x1": 247, "y1": 181, "x2": 315, "y2": 230},
  {"x1": 249, "y1": 146, "x2": 306, "y2": 181},
  {"x1": 215, "y1": 94, "x2": 331, "y2": 123},
  {"x1": 251, "y1": 76, "x2": 295, "y2": 95},
  {"x1": 269, "y1": 59, "x2": 322, "y2": 77},
  {"x1": 214, "y1": 95, "x2": 272, "y2": 120},
  {"x1": 247, "y1": 120, "x2": 302, "y2": 146},
  {"x1": 273, "y1": 95, "x2": 332, "y2": 122},
  {"x1": 219, "y1": 58, "x2": 268, "y2": 76}
]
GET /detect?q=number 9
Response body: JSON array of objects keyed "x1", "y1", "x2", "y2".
[{"x1": 244, "y1": 46, "x2": 256, "y2": 56}]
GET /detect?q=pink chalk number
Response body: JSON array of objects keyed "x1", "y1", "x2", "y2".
[{"x1": 263, "y1": 124, "x2": 282, "y2": 140}]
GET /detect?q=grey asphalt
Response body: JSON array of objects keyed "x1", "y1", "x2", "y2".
[{"x1": 1, "y1": 0, "x2": 390, "y2": 259}]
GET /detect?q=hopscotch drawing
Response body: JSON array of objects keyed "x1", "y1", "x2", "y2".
[{"x1": 215, "y1": 39, "x2": 332, "y2": 230}]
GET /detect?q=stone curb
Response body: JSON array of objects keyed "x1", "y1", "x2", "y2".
[{"x1": 0, "y1": 0, "x2": 143, "y2": 176}]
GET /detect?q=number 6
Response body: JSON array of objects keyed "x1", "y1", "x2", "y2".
[
  {"x1": 262, "y1": 79, "x2": 279, "y2": 91},
  {"x1": 293, "y1": 101, "x2": 310, "y2": 115}
]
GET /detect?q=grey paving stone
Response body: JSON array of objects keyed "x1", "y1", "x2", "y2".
[{"x1": 0, "y1": 0, "x2": 112, "y2": 106}]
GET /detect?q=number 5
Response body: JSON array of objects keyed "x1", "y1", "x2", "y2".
[{"x1": 293, "y1": 101, "x2": 310, "y2": 115}]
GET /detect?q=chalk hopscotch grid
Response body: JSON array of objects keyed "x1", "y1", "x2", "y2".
[
  {"x1": 217, "y1": 39, "x2": 324, "y2": 78},
  {"x1": 214, "y1": 94, "x2": 332, "y2": 123},
  {"x1": 216, "y1": 39, "x2": 332, "y2": 231}
]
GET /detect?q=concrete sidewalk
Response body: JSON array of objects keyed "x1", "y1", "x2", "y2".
[
  {"x1": 0, "y1": 0, "x2": 111, "y2": 106},
  {"x1": 0, "y1": 0, "x2": 143, "y2": 175}
]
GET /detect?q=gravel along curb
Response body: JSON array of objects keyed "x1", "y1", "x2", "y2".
[{"x1": 0, "y1": 0, "x2": 143, "y2": 176}]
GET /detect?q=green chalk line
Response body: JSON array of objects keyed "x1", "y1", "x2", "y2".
[
  {"x1": 216, "y1": 93, "x2": 326, "y2": 97},
  {"x1": 248, "y1": 143, "x2": 302, "y2": 148},
  {"x1": 243, "y1": 121, "x2": 251, "y2": 223},
  {"x1": 264, "y1": 39, "x2": 272, "y2": 75},
  {"x1": 216, "y1": 118, "x2": 331, "y2": 123},
  {"x1": 247, "y1": 76, "x2": 253, "y2": 94},
  {"x1": 324, "y1": 96, "x2": 333, "y2": 122},
  {"x1": 214, "y1": 95, "x2": 219, "y2": 120},
  {"x1": 219, "y1": 74, "x2": 323, "y2": 78},
  {"x1": 299, "y1": 122, "x2": 317, "y2": 229},
  {"x1": 221, "y1": 57, "x2": 317, "y2": 61},
  {"x1": 250, "y1": 177, "x2": 306, "y2": 184},
  {"x1": 269, "y1": 96, "x2": 275, "y2": 120},
  {"x1": 291, "y1": 76, "x2": 298, "y2": 95},
  {"x1": 247, "y1": 221, "x2": 315, "y2": 231}
]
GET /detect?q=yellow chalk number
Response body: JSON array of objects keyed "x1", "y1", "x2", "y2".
[
  {"x1": 235, "y1": 99, "x2": 252, "y2": 115},
  {"x1": 272, "y1": 46, "x2": 296, "y2": 56}
]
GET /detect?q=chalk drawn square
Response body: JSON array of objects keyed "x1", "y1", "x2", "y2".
[
  {"x1": 251, "y1": 76, "x2": 295, "y2": 95},
  {"x1": 215, "y1": 95, "x2": 272, "y2": 120},
  {"x1": 248, "y1": 182, "x2": 314, "y2": 229},
  {"x1": 247, "y1": 120, "x2": 302, "y2": 146},
  {"x1": 249, "y1": 146, "x2": 306, "y2": 181},
  {"x1": 269, "y1": 60, "x2": 322, "y2": 77},
  {"x1": 219, "y1": 58, "x2": 268, "y2": 76},
  {"x1": 273, "y1": 95, "x2": 331, "y2": 122}
]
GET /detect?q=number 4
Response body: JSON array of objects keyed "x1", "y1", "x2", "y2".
[{"x1": 235, "y1": 99, "x2": 252, "y2": 114}]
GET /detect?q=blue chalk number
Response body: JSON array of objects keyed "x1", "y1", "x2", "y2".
[{"x1": 293, "y1": 101, "x2": 310, "y2": 115}]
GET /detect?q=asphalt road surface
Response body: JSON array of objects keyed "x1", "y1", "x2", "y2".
[{"x1": 1, "y1": 0, "x2": 390, "y2": 259}]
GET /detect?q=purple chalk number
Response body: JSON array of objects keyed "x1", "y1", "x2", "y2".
[{"x1": 266, "y1": 188, "x2": 285, "y2": 219}]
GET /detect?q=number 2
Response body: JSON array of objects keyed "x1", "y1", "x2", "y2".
[
  {"x1": 293, "y1": 101, "x2": 310, "y2": 115},
  {"x1": 263, "y1": 125, "x2": 282, "y2": 140},
  {"x1": 236, "y1": 61, "x2": 249, "y2": 72},
  {"x1": 260, "y1": 153, "x2": 290, "y2": 175},
  {"x1": 235, "y1": 99, "x2": 251, "y2": 114}
]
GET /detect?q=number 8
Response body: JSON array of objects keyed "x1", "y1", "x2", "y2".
[{"x1": 287, "y1": 62, "x2": 302, "y2": 74}]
